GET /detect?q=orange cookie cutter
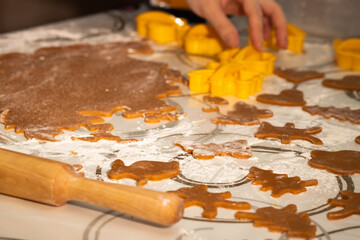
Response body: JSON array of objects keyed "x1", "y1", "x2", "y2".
[
  {"x1": 264, "y1": 23, "x2": 306, "y2": 54},
  {"x1": 136, "y1": 11, "x2": 189, "y2": 45},
  {"x1": 184, "y1": 24, "x2": 227, "y2": 56},
  {"x1": 334, "y1": 38, "x2": 360, "y2": 72},
  {"x1": 189, "y1": 63, "x2": 263, "y2": 99}
]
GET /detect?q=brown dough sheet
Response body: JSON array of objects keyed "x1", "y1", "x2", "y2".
[{"x1": 0, "y1": 42, "x2": 183, "y2": 141}]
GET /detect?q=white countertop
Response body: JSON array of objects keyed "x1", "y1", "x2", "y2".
[{"x1": 0, "y1": 6, "x2": 359, "y2": 240}]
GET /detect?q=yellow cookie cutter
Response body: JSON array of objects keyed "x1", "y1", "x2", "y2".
[
  {"x1": 207, "y1": 46, "x2": 276, "y2": 76},
  {"x1": 184, "y1": 24, "x2": 226, "y2": 56},
  {"x1": 189, "y1": 63, "x2": 263, "y2": 99},
  {"x1": 264, "y1": 23, "x2": 306, "y2": 54},
  {"x1": 334, "y1": 38, "x2": 360, "y2": 72},
  {"x1": 136, "y1": 11, "x2": 189, "y2": 45},
  {"x1": 231, "y1": 46, "x2": 276, "y2": 75}
]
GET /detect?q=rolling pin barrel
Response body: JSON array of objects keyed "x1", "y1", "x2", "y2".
[{"x1": 0, "y1": 148, "x2": 184, "y2": 226}]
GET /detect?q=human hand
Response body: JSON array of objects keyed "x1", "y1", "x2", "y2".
[{"x1": 186, "y1": 0, "x2": 287, "y2": 50}]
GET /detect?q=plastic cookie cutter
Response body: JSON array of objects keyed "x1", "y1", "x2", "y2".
[
  {"x1": 334, "y1": 38, "x2": 360, "y2": 72},
  {"x1": 184, "y1": 24, "x2": 227, "y2": 56},
  {"x1": 231, "y1": 46, "x2": 276, "y2": 75},
  {"x1": 207, "y1": 46, "x2": 276, "y2": 76},
  {"x1": 188, "y1": 63, "x2": 263, "y2": 99},
  {"x1": 136, "y1": 11, "x2": 189, "y2": 45},
  {"x1": 210, "y1": 63, "x2": 264, "y2": 99},
  {"x1": 263, "y1": 23, "x2": 306, "y2": 54}
]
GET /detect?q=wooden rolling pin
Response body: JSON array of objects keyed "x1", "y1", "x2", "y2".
[{"x1": 0, "y1": 148, "x2": 184, "y2": 226}]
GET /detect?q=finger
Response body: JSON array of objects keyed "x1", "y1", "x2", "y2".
[
  {"x1": 203, "y1": 1, "x2": 240, "y2": 48},
  {"x1": 260, "y1": 0, "x2": 287, "y2": 48},
  {"x1": 263, "y1": 16, "x2": 271, "y2": 41},
  {"x1": 241, "y1": 0, "x2": 264, "y2": 50}
]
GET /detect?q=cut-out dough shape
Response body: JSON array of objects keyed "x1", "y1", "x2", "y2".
[
  {"x1": 274, "y1": 68, "x2": 324, "y2": 83},
  {"x1": 235, "y1": 204, "x2": 317, "y2": 239},
  {"x1": 168, "y1": 185, "x2": 251, "y2": 219},
  {"x1": 174, "y1": 139, "x2": 252, "y2": 159},
  {"x1": 322, "y1": 75, "x2": 360, "y2": 91},
  {"x1": 327, "y1": 190, "x2": 360, "y2": 220},
  {"x1": 0, "y1": 42, "x2": 184, "y2": 141},
  {"x1": 254, "y1": 122, "x2": 323, "y2": 145},
  {"x1": 256, "y1": 89, "x2": 306, "y2": 106},
  {"x1": 212, "y1": 102, "x2": 273, "y2": 125},
  {"x1": 309, "y1": 150, "x2": 360, "y2": 175},
  {"x1": 203, "y1": 95, "x2": 229, "y2": 105},
  {"x1": 302, "y1": 105, "x2": 360, "y2": 124},
  {"x1": 108, "y1": 159, "x2": 179, "y2": 186},
  {"x1": 247, "y1": 167, "x2": 318, "y2": 197}
]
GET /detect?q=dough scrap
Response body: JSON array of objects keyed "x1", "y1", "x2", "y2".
[
  {"x1": 254, "y1": 122, "x2": 323, "y2": 145},
  {"x1": 356, "y1": 135, "x2": 360, "y2": 144},
  {"x1": 322, "y1": 75, "x2": 360, "y2": 91},
  {"x1": 247, "y1": 166, "x2": 318, "y2": 197},
  {"x1": 168, "y1": 184, "x2": 251, "y2": 219},
  {"x1": 309, "y1": 150, "x2": 360, "y2": 175},
  {"x1": 212, "y1": 102, "x2": 273, "y2": 125},
  {"x1": 256, "y1": 89, "x2": 306, "y2": 106},
  {"x1": 235, "y1": 204, "x2": 317, "y2": 238},
  {"x1": 202, "y1": 106, "x2": 219, "y2": 113},
  {"x1": 0, "y1": 42, "x2": 184, "y2": 141},
  {"x1": 302, "y1": 105, "x2": 360, "y2": 124},
  {"x1": 144, "y1": 112, "x2": 185, "y2": 123},
  {"x1": 327, "y1": 190, "x2": 360, "y2": 220},
  {"x1": 274, "y1": 68, "x2": 324, "y2": 83},
  {"x1": 108, "y1": 159, "x2": 179, "y2": 186},
  {"x1": 174, "y1": 139, "x2": 252, "y2": 160},
  {"x1": 203, "y1": 95, "x2": 229, "y2": 105},
  {"x1": 72, "y1": 132, "x2": 137, "y2": 143}
]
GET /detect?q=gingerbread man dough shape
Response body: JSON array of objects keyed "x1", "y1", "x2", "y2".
[
  {"x1": 212, "y1": 102, "x2": 273, "y2": 125},
  {"x1": 168, "y1": 185, "x2": 251, "y2": 219},
  {"x1": 327, "y1": 190, "x2": 360, "y2": 220},
  {"x1": 254, "y1": 122, "x2": 323, "y2": 145}
]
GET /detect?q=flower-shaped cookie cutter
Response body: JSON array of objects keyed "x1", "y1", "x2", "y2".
[
  {"x1": 264, "y1": 23, "x2": 306, "y2": 54},
  {"x1": 184, "y1": 24, "x2": 226, "y2": 56},
  {"x1": 189, "y1": 63, "x2": 263, "y2": 99},
  {"x1": 334, "y1": 38, "x2": 360, "y2": 72},
  {"x1": 136, "y1": 11, "x2": 189, "y2": 45}
]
